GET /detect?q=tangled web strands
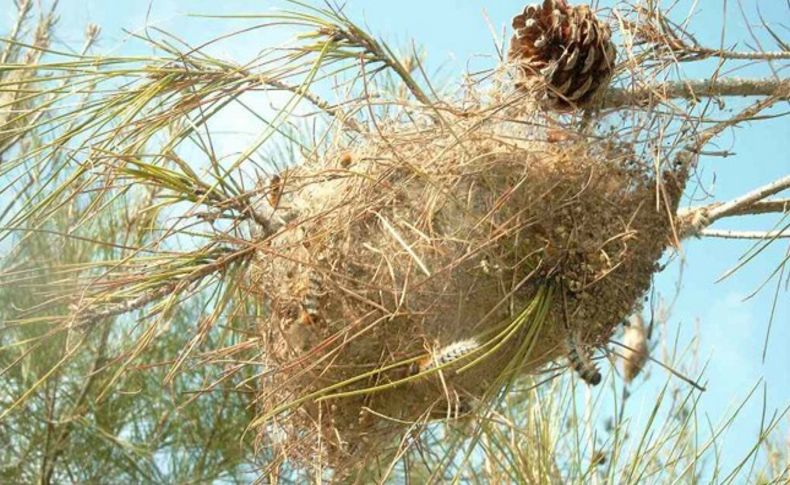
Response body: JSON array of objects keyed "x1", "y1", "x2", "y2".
[{"x1": 249, "y1": 103, "x2": 684, "y2": 469}]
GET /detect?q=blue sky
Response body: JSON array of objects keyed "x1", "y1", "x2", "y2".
[{"x1": 20, "y1": 0, "x2": 789, "y2": 474}]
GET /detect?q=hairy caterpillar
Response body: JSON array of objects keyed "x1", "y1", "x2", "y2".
[
  {"x1": 410, "y1": 338, "x2": 480, "y2": 375},
  {"x1": 299, "y1": 270, "x2": 324, "y2": 325},
  {"x1": 622, "y1": 314, "x2": 648, "y2": 382},
  {"x1": 566, "y1": 337, "x2": 602, "y2": 386}
]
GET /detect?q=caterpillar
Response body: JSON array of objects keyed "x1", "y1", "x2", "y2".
[
  {"x1": 622, "y1": 314, "x2": 648, "y2": 383},
  {"x1": 566, "y1": 337, "x2": 601, "y2": 386},
  {"x1": 410, "y1": 338, "x2": 480, "y2": 375},
  {"x1": 299, "y1": 269, "x2": 324, "y2": 326}
]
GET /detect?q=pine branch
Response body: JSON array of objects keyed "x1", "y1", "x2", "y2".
[
  {"x1": 619, "y1": 7, "x2": 790, "y2": 63},
  {"x1": 674, "y1": 89, "x2": 789, "y2": 176},
  {"x1": 313, "y1": 19, "x2": 433, "y2": 108},
  {"x1": 603, "y1": 78, "x2": 790, "y2": 108},
  {"x1": 685, "y1": 47, "x2": 790, "y2": 61},
  {"x1": 260, "y1": 77, "x2": 360, "y2": 132},
  {"x1": 677, "y1": 176, "x2": 790, "y2": 238},
  {"x1": 723, "y1": 199, "x2": 790, "y2": 216},
  {"x1": 73, "y1": 247, "x2": 254, "y2": 327},
  {"x1": 699, "y1": 229, "x2": 790, "y2": 240},
  {"x1": 706, "y1": 178, "x2": 790, "y2": 221},
  {"x1": 683, "y1": 199, "x2": 790, "y2": 220},
  {"x1": 0, "y1": 0, "x2": 33, "y2": 65}
]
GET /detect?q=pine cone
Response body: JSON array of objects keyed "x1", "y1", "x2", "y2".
[{"x1": 509, "y1": 0, "x2": 616, "y2": 111}]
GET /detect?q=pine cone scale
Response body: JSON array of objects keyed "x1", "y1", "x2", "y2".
[
  {"x1": 568, "y1": 76, "x2": 594, "y2": 101},
  {"x1": 581, "y1": 48, "x2": 596, "y2": 73},
  {"x1": 562, "y1": 48, "x2": 580, "y2": 71}
]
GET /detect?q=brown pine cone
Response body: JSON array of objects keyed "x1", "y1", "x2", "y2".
[{"x1": 509, "y1": 0, "x2": 617, "y2": 111}]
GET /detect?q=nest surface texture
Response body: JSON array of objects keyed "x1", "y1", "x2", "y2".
[{"x1": 250, "y1": 110, "x2": 680, "y2": 468}]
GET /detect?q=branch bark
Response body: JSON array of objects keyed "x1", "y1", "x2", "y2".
[
  {"x1": 677, "y1": 176, "x2": 790, "y2": 239},
  {"x1": 699, "y1": 229, "x2": 790, "y2": 240},
  {"x1": 724, "y1": 199, "x2": 790, "y2": 216},
  {"x1": 683, "y1": 198, "x2": 790, "y2": 219},
  {"x1": 73, "y1": 247, "x2": 254, "y2": 327},
  {"x1": 603, "y1": 77, "x2": 790, "y2": 109},
  {"x1": 260, "y1": 76, "x2": 361, "y2": 132},
  {"x1": 703, "y1": 176, "x2": 790, "y2": 221},
  {"x1": 686, "y1": 47, "x2": 790, "y2": 61}
]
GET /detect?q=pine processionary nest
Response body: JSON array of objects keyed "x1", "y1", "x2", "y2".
[{"x1": 247, "y1": 104, "x2": 684, "y2": 471}]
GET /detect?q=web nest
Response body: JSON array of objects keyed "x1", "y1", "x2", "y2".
[{"x1": 247, "y1": 94, "x2": 683, "y2": 471}]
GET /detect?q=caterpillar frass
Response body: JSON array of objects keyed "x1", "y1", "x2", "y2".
[
  {"x1": 299, "y1": 270, "x2": 324, "y2": 325},
  {"x1": 410, "y1": 338, "x2": 480, "y2": 375},
  {"x1": 566, "y1": 337, "x2": 602, "y2": 386}
]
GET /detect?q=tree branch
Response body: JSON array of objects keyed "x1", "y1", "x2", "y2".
[
  {"x1": 725, "y1": 199, "x2": 790, "y2": 216},
  {"x1": 73, "y1": 247, "x2": 254, "y2": 327},
  {"x1": 603, "y1": 78, "x2": 790, "y2": 109},
  {"x1": 704, "y1": 177, "x2": 790, "y2": 220},
  {"x1": 699, "y1": 229, "x2": 790, "y2": 240},
  {"x1": 685, "y1": 47, "x2": 790, "y2": 61},
  {"x1": 684, "y1": 198, "x2": 790, "y2": 219},
  {"x1": 260, "y1": 76, "x2": 361, "y2": 132},
  {"x1": 677, "y1": 175, "x2": 790, "y2": 239}
]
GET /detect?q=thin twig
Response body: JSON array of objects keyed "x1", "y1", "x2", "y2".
[
  {"x1": 675, "y1": 89, "x2": 790, "y2": 178},
  {"x1": 318, "y1": 21, "x2": 434, "y2": 107},
  {"x1": 621, "y1": 8, "x2": 790, "y2": 62},
  {"x1": 609, "y1": 341, "x2": 706, "y2": 392},
  {"x1": 73, "y1": 247, "x2": 253, "y2": 327},
  {"x1": 260, "y1": 76, "x2": 360, "y2": 132},
  {"x1": 0, "y1": 0, "x2": 33, "y2": 65}
]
